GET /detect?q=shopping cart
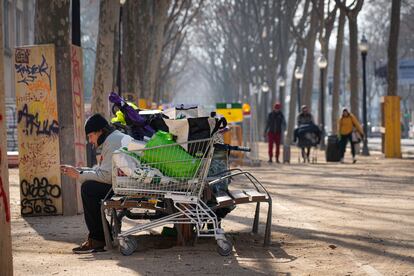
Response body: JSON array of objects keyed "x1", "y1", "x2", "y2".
[
  {"x1": 294, "y1": 124, "x2": 321, "y2": 163},
  {"x1": 102, "y1": 133, "x2": 233, "y2": 256}
]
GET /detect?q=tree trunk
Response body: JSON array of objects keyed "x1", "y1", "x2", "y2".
[
  {"x1": 287, "y1": 46, "x2": 305, "y2": 144},
  {"x1": 0, "y1": 2, "x2": 13, "y2": 273},
  {"x1": 123, "y1": 0, "x2": 140, "y2": 98},
  {"x1": 335, "y1": 0, "x2": 364, "y2": 118},
  {"x1": 92, "y1": 0, "x2": 120, "y2": 118},
  {"x1": 35, "y1": 0, "x2": 79, "y2": 216},
  {"x1": 126, "y1": 0, "x2": 170, "y2": 103},
  {"x1": 348, "y1": 16, "x2": 360, "y2": 118},
  {"x1": 302, "y1": 3, "x2": 319, "y2": 109},
  {"x1": 278, "y1": 0, "x2": 293, "y2": 115},
  {"x1": 147, "y1": 1, "x2": 169, "y2": 102},
  {"x1": 387, "y1": 0, "x2": 401, "y2": 96},
  {"x1": 332, "y1": 9, "x2": 345, "y2": 134}
]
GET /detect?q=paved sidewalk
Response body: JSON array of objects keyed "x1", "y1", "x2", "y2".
[{"x1": 9, "y1": 144, "x2": 414, "y2": 275}]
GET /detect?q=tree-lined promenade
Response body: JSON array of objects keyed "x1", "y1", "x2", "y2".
[{"x1": 1, "y1": 0, "x2": 413, "y2": 274}]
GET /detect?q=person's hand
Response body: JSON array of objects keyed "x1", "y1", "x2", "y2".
[{"x1": 60, "y1": 165, "x2": 80, "y2": 180}]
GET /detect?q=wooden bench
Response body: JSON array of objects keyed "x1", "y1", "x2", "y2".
[{"x1": 208, "y1": 169, "x2": 272, "y2": 246}]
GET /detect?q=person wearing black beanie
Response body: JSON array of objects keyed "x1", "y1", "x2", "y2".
[
  {"x1": 60, "y1": 113, "x2": 132, "y2": 254},
  {"x1": 84, "y1": 113, "x2": 109, "y2": 136}
]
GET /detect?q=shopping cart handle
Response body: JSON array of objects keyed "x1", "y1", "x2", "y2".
[
  {"x1": 234, "y1": 146, "x2": 251, "y2": 152},
  {"x1": 214, "y1": 143, "x2": 251, "y2": 152}
]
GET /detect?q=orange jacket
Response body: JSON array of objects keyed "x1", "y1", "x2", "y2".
[{"x1": 338, "y1": 113, "x2": 364, "y2": 136}]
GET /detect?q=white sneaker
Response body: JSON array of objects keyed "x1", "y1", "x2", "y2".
[
  {"x1": 352, "y1": 157, "x2": 357, "y2": 164},
  {"x1": 340, "y1": 158, "x2": 344, "y2": 163}
]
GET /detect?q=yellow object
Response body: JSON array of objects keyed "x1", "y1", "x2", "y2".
[
  {"x1": 148, "y1": 198, "x2": 158, "y2": 204},
  {"x1": 216, "y1": 107, "x2": 243, "y2": 123},
  {"x1": 382, "y1": 96, "x2": 402, "y2": 158},
  {"x1": 139, "y1": 98, "x2": 149, "y2": 109},
  {"x1": 128, "y1": 101, "x2": 139, "y2": 110},
  {"x1": 14, "y1": 44, "x2": 63, "y2": 215},
  {"x1": 110, "y1": 102, "x2": 138, "y2": 126},
  {"x1": 338, "y1": 113, "x2": 363, "y2": 135},
  {"x1": 242, "y1": 103, "x2": 251, "y2": 115},
  {"x1": 111, "y1": 110, "x2": 126, "y2": 125}
]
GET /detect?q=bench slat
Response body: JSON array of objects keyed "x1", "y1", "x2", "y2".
[
  {"x1": 103, "y1": 200, "x2": 156, "y2": 209},
  {"x1": 244, "y1": 189, "x2": 268, "y2": 201},
  {"x1": 229, "y1": 190, "x2": 250, "y2": 204},
  {"x1": 215, "y1": 195, "x2": 234, "y2": 206}
]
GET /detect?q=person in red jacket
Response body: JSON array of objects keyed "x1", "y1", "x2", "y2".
[{"x1": 264, "y1": 103, "x2": 286, "y2": 163}]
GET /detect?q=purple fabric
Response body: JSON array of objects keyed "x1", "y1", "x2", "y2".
[
  {"x1": 109, "y1": 92, "x2": 123, "y2": 105},
  {"x1": 108, "y1": 92, "x2": 154, "y2": 135}
]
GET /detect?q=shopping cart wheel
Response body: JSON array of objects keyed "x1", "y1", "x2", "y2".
[
  {"x1": 119, "y1": 237, "x2": 138, "y2": 256},
  {"x1": 217, "y1": 239, "x2": 232, "y2": 256}
]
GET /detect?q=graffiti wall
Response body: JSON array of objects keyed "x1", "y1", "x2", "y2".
[
  {"x1": 14, "y1": 45, "x2": 62, "y2": 216},
  {"x1": 0, "y1": 113, "x2": 11, "y2": 223},
  {"x1": 71, "y1": 45, "x2": 86, "y2": 213}
]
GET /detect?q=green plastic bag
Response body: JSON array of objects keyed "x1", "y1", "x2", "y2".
[{"x1": 141, "y1": 131, "x2": 201, "y2": 179}]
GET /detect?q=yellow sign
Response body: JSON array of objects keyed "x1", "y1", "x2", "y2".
[{"x1": 216, "y1": 103, "x2": 243, "y2": 123}]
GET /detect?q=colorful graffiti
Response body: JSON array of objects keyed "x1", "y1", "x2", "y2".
[
  {"x1": 71, "y1": 46, "x2": 86, "y2": 168},
  {"x1": 71, "y1": 45, "x2": 87, "y2": 213},
  {"x1": 0, "y1": 142, "x2": 11, "y2": 222},
  {"x1": 15, "y1": 45, "x2": 62, "y2": 216}
]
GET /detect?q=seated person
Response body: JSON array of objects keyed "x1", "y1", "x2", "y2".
[{"x1": 61, "y1": 113, "x2": 132, "y2": 254}]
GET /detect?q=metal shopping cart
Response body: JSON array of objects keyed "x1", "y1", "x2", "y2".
[
  {"x1": 294, "y1": 124, "x2": 321, "y2": 163},
  {"x1": 102, "y1": 133, "x2": 233, "y2": 256}
]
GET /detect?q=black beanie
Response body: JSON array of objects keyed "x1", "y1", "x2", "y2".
[{"x1": 84, "y1": 113, "x2": 109, "y2": 135}]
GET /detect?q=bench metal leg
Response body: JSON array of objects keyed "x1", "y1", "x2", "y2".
[
  {"x1": 252, "y1": 202, "x2": 260, "y2": 234},
  {"x1": 263, "y1": 199, "x2": 272, "y2": 246},
  {"x1": 101, "y1": 204, "x2": 113, "y2": 250}
]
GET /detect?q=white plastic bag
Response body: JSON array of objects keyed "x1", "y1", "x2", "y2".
[{"x1": 113, "y1": 150, "x2": 141, "y2": 177}]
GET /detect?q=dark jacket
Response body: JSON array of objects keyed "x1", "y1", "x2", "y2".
[
  {"x1": 265, "y1": 110, "x2": 286, "y2": 133},
  {"x1": 297, "y1": 112, "x2": 314, "y2": 126}
]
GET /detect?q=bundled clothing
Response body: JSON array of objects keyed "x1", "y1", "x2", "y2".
[
  {"x1": 265, "y1": 110, "x2": 286, "y2": 162},
  {"x1": 294, "y1": 124, "x2": 321, "y2": 147},
  {"x1": 295, "y1": 111, "x2": 318, "y2": 162}
]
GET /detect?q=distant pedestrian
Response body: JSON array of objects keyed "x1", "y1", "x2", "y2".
[
  {"x1": 337, "y1": 108, "x2": 364, "y2": 163},
  {"x1": 264, "y1": 103, "x2": 286, "y2": 163},
  {"x1": 297, "y1": 105, "x2": 314, "y2": 126},
  {"x1": 296, "y1": 105, "x2": 316, "y2": 162}
]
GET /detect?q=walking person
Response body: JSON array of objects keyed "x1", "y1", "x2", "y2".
[
  {"x1": 264, "y1": 103, "x2": 286, "y2": 163},
  {"x1": 296, "y1": 105, "x2": 315, "y2": 162},
  {"x1": 60, "y1": 113, "x2": 132, "y2": 253},
  {"x1": 337, "y1": 108, "x2": 364, "y2": 163}
]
